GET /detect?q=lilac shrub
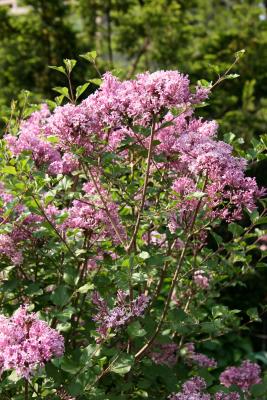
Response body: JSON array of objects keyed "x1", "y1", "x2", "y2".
[{"x1": 0, "y1": 55, "x2": 266, "y2": 398}]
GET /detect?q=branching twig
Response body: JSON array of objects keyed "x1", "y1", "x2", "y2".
[{"x1": 127, "y1": 117, "x2": 156, "y2": 253}]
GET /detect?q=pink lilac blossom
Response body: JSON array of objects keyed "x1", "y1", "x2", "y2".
[
  {"x1": 0, "y1": 234, "x2": 23, "y2": 265},
  {"x1": 5, "y1": 105, "x2": 59, "y2": 164},
  {"x1": 11, "y1": 214, "x2": 43, "y2": 242},
  {"x1": 156, "y1": 113, "x2": 265, "y2": 226},
  {"x1": 193, "y1": 270, "x2": 210, "y2": 289},
  {"x1": 5, "y1": 70, "x2": 264, "y2": 235},
  {"x1": 169, "y1": 377, "x2": 240, "y2": 400},
  {"x1": 257, "y1": 234, "x2": 267, "y2": 251},
  {"x1": 5, "y1": 105, "x2": 78, "y2": 175},
  {"x1": 0, "y1": 184, "x2": 45, "y2": 263},
  {"x1": 182, "y1": 377, "x2": 207, "y2": 394},
  {"x1": 150, "y1": 342, "x2": 178, "y2": 367},
  {"x1": 0, "y1": 183, "x2": 42, "y2": 242},
  {"x1": 185, "y1": 343, "x2": 217, "y2": 368},
  {"x1": 92, "y1": 290, "x2": 149, "y2": 341},
  {"x1": 49, "y1": 152, "x2": 79, "y2": 175},
  {"x1": 87, "y1": 251, "x2": 117, "y2": 271},
  {"x1": 220, "y1": 360, "x2": 261, "y2": 392},
  {"x1": 143, "y1": 230, "x2": 167, "y2": 246},
  {"x1": 214, "y1": 394, "x2": 240, "y2": 400},
  {"x1": 0, "y1": 305, "x2": 64, "y2": 379},
  {"x1": 169, "y1": 377, "x2": 210, "y2": 400},
  {"x1": 142, "y1": 229, "x2": 184, "y2": 250},
  {"x1": 0, "y1": 183, "x2": 14, "y2": 205},
  {"x1": 21, "y1": 71, "x2": 207, "y2": 160},
  {"x1": 65, "y1": 180, "x2": 125, "y2": 244}
]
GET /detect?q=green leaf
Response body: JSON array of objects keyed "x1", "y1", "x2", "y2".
[
  {"x1": 228, "y1": 223, "x2": 244, "y2": 237},
  {"x1": 53, "y1": 86, "x2": 70, "y2": 98},
  {"x1": 55, "y1": 95, "x2": 64, "y2": 105},
  {"x1": 76, "y1": 82, "x2": 90, "y2": 99},
  {"x1": 80, "y1": 344, "x2": 98, "y2": 364},
  {"x1": 254, "y1": 216, "x2": 267, "y2": 225},
  {"x1": 110, "y1": 354, "x2": 134, "y2": 375},
  {"x1": 198, "y1": 79, "x2": 212, "y2": 88},
  {"x1": 60, "y1": 357, "x2": 81, "y2": 374},
  {"x1": 139, "y1": 251, "x2": 150, "y2": 260},
  {"x1": 250, "y1": 382, "x2": 267, "y2": 397},
  {"x1": 48, "y1": 65, "x2": 67, "y2": 75},
  {"x1": 127, "y1": 321, "x2": 146, "y2": 338},
  {"x1": 212, "y1": 305, "x2": 227, "y2": 319},
  {"x1": 7, "y1": 370, "x2": 21, "y2": 383},
  {"x1": 51, "y1": 285, "x2": 70, "y2": 306},
  {"x1": 1, "y1": 166, "x2": 17, "y2": 175},
  {"x1": 246, "y1": 307, "x2": 261, "y2": 322},
  {"x1": 63, "y1": 266, "x2": 79, "y2": 285},
  {"x1": 63, "y1": 58, "x2": 77, "y2": 74},
  {"x1": 224, "y1": 74, "x2": 240, "y2": 80},
  {"x1": 210, "y1": 231, "x2": 223, "y2": 245},
  {"x1": 89, "y1": 78, "x2": 102, "y2": 86},
  {"x1": 187, "y1": 191, "x2": 206, "y2": 199},
  {"x1": 235, "y1": 49, "x2": 246, "y2": 59},
  {"x1": 80, "y1": 50, "x2": 97, "y2": 63},
  {"x1": 67, "y1": 382, "x2": 84, "y2": 396},
  {"x1": 77, "y1": 282, "x2": 95, "y2": 294},
  {"x1": 46, "y1": 135, "x2": 60, "y2": 144}
]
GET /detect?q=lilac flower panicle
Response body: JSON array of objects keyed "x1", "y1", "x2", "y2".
[
  {"x1": 220, "y1": 360, "x2": 261, "y2": 392},
  {"x1": 185, "y1": 343, "x2": 217, "y2": 368},
  {"x1": 92, "y1": 290, "x2": 149, "y2": 341},
  {"x1": 182, "y1": 377, "x2": 207, "y2": 393},
  {"x1": 169, "y1": 377, "x2": 240, "y2": 400},
  {"x1": 193, "y1": 270, "x2": 210, "y2": 289},
  {"x1": 215, "y1": 393, "x2": 240, "y2": 400},
  {"x1": 150, "y1": 342, "x2": 178, "y2": 367},
  {"x1": 131, "y1": 293, "x2": 150, "y2": 317},
  {"x1": 0, "y1": 305, "x2": 64, "y2": 379},
  {"x1": 0, "y1": 234, "x2": 23, "y2": 265},
  {"x1": 4, "y1": 70, "x2": 264, "y2": 252},
  {"x1": 169, "y1": 377, "x2": 210, "y2": 400},
  {"x1": 64, "y1": 179, "x2": 125, "y2": 244}
]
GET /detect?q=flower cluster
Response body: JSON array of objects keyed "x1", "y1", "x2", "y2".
[
  {"x1": 65, "y1": 180, "x2": 125, "y2": 244},
  {"x1": 169, "y1": 377, "x2": 240, "y2": 400},
  {"x1": 169, "y1": 377, "x2": 210, "y2": 400},
  {"x1": 164, "y1": 113, "x2": 265, "y2": 226},
  {"x1": 6, "y1": 70, "x2": 207, "y2": 164},
  {"x1": 0, "y1": 305, "x2": 64, "y2": 379},
  {"x1": 150, "y1": 342, "x2": 178, "y2": 367},
  {"x1": 5, "y1": 71, "x2": 264, "y2": 241},
  {"x1": 0, "y1": 183, "x2": 44, "y2": 265},
  {"x1": 92, "y1": 290, "x2": 149, "y2": 341},
  {"x1": 193, "y1": 270, "x2": 210, "y2": 289},
  {"x1": 0, "y1": 234, "x2": 23, "y2": 265},
  {"x1": 185, "y1": 343, "x2": 217, "y2": 368},
  {"x1": 5, "y1": 104, "x2": 78, "y2": 175},
  {"x1": 257, "y1": 234, "x2": 267, "y2": 251},
  {"x1": 220, "y1": 360, "x2": 261, "y2": 392}
]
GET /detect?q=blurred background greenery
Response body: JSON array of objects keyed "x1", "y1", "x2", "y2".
[{"x1": 1, "y1": 0, "x2": 267, "y2": 143}]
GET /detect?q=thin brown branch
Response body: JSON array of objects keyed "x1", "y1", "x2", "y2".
[
  {"x1": 82, "y1": 164, "x2": 127, "y2": 247},
  {"x1": 31, "y1": 194, "x2": 78, "y2": 262},
  {"x1": 127, "y1": 117, "x2": 156, "y2": 253},
  {"x1": 134, "y1": 175, "x2": 208, "y2": 360}
]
